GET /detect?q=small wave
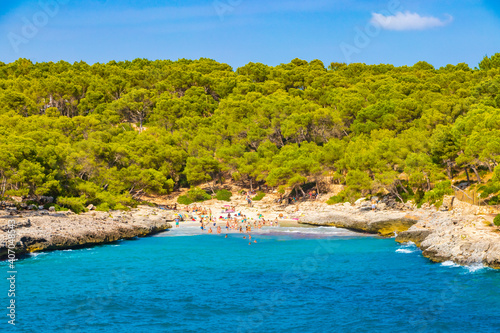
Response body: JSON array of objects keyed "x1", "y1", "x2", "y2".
[
  {"x1": 63, "y1": 249, "x2": 73, "y2": 252},
  {"x1": 463, "y1": 263, "x2": 487, "y2": 273},
  {"x1": 30, "y1": 252, "x2": 47, "y2": 257},
  {"x1": 440, "y1": 261, "x2": 489, "y2": 273},
  {"x1": 396, "y1": 248, "x2": 414, "y2": 254},
  {"x1": 396, "y1": 242, "x2": 418, "y2": 254},
  {"x1": 441, "y1": 261, "x2": 460, "y2": 268}
]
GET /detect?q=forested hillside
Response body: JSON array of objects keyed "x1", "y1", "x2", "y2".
[{"x1": 1, "y1": 55, "x2": 500, "y2": 212}]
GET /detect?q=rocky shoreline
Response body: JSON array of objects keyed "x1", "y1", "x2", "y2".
[
  {"x1": 2, "y1": 193, "x2": 500, "y2": 269},
  {"x1": 295, "y1": 197, "x2": 500, "y2": 269},
  {"x1": 298, "y1": 206, "x2": 418, "y2": 237},
  {"x1": 394, "y1": 209, "x2": 500, "y2": 269},
  {"x1": 155, "y1": 192, "x2": 500, "y2": 269},
  {"x1": 0, "y1": 206, "x2": 173, "y2": 260}
]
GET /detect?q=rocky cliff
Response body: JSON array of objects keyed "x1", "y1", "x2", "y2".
[
  {"x1": 297, "y1": 197, "x2": 500, "y2": 269},
  {"x1": 0, "y1": 206, "x2": 173, "y2": 259}
]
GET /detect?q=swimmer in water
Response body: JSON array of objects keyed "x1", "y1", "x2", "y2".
[
  {"x1": 243, "y1": 236, "x2": 246, "y2": 239},
  {"x1": 225, "y1": 234, "x2": 228, "y2": 238},
  {"x1": 254, "y1": 240, "x2": 257, "y2": 243}
]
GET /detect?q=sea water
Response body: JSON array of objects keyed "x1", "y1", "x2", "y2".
[{"x1": 2, "y1": 226, "x2": 500, "y2": 332}]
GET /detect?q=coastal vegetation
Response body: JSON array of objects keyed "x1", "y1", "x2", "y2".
[
  {"x1": 494, "y1": 214, "x2": 500, "y2": 227},
  {"x1": 252, "y1": 192, "x2": 266, "y2": 201},
  {"x1": 1, "y1": 55, "x2": 500, "y2": 211}
]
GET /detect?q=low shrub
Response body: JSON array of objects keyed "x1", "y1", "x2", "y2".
[
  {"x1": 177, "y1": 187, "x2": 212, "y2": 205},
  {"x1": 423, "y1": 181, "x2": 453, "y2": 208},
  {"x1": 326, "y1": 189, "x2": 357, "y2": 205},
  {"x1": 177, "y1": 195, "x2": 193, "y2": 205},
  {"x1": 187, "y1": 187, "x2": 212, "y2": 202},
  {"x1": 96, "y1": 203, "x2": 110, "y2": 212},
  {"x1": 252, "y1": 192, "x2": 265, "y2": 201},
  {"x1": 326, "y1": 195, "x2": 344, "y2": 205},
  {"x1": 54, "y1": 205, "x2": 69, "y2": 212},
  {"x1": 488, "y1": 196, "x2": 499, "y2": 205},
  {"x1": 494, "y1": 215, "x2": 500, "y2": 227},
  {"x1": 114, "y1": 203, "x2": 129, "y2": 211},
  {"x1": 216, "y1": 189, "x2": 232, "y2": 201},
  {"x1": 57, "y1": 196, "x2": 87, "y2": 214}
]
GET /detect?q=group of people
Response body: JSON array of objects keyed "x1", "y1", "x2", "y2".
[
  {"x1": 176, "y1": 205, "x2": 281, "y2": 245},
  {"x1": 198, "y1": 214, "x2": 279, "y2": 234}
]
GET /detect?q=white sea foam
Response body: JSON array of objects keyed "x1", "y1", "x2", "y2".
[
  {"x1": 396, "y1": 242, "x2": 418, "y2": 254},
  {"x1": 463, "y1": 263, "x2": 487, "y2": 273},
  {"x1": 30, "y1": 252, "x2": 46, "y2": 257},
  {"x1": 441, "y1": 261, "x2": 460, "y2": 267},
  {"x1": 29, "y1": 252, "x2": 48, "y2": 259},
  {"x1": 440, "y1": 261, "x2": 489, "y2": 273}
]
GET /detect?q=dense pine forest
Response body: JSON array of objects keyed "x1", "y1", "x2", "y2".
[{"x1": 1, "y1": 55, "x2": 500, "y2": 212}]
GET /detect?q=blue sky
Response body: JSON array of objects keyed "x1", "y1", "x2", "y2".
[{"x1": 0, "y1": 0, "x2": 499, "y2": 69}]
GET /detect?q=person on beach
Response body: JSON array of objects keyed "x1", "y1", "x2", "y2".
[
  {"x1": 208, "y1": 228, "x2": 213, "y2": 234},
  {"x1": 175, "y1": 218, "x2": 180, "y2": 228}
]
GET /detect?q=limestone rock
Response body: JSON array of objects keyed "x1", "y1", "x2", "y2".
[
  {"x1": 0, "y1": 207, "x2": 173, "y2": 259},
  {"x1": 396, "y1": 229, "x2": 432, "y2": 247}
]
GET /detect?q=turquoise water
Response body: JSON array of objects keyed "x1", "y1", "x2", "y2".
[{"x1": 3, "y1": 226, "x2": 500, "y2": 332}]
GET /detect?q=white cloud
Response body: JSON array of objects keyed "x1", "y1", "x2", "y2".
[{"x1": 370, "y1": 11, "x2": 453, "y2": 31}]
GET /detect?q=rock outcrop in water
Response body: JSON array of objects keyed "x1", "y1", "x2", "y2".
[
  {"x1": 395, "y1": 209, "x2": 500, "y2": 268},
  {"x1": 297, "y1": 202, "x2": 418, "y2": 237},
  {"x1": 0, "y1": 206, "x2": 173, "y2": 259},
  {"x1": 295, "y1": 197, "x2": 500, "y2": 269}
]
